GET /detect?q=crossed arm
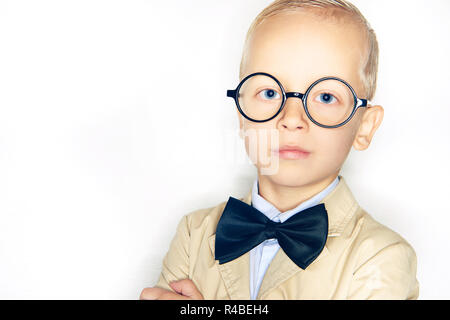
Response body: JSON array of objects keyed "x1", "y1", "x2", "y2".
[
  {"x1": 139, "y1": 215, "x2": 204, "y2": 300},
  {"x1": 140, "y1": 278, "x2": 204, "y2": 300},
  {"x1": 140, "y1": 246, "x2": 418, "y2": 300},
  {"x1": 139, "y1": 214, "x2": 418, "y2": 300}
]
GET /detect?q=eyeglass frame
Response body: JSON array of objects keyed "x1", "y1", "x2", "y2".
[{"x1": 227, "y1": 72, "x2": 369, "y2": 129}]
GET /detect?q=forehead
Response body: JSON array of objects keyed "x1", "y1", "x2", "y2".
[{"x1": 245, "y1": 10, "x2": 368, "y2": 96}]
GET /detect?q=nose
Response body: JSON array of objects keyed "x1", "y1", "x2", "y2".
[{"x1": 278, "y1": 93, "x2": 309, "y2": 130}]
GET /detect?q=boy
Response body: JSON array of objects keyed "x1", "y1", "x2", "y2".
[{"x1": 140, "y1": 0, "x2": 419, "y2": 300}]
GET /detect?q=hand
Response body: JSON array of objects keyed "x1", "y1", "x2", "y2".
[{"x1": 139, "y1": 279, "x2": 204, "y2": 300}]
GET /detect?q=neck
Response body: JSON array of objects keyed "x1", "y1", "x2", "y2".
[{"x1": 257, "y1": 172, "x2": 339, "y2": 213}]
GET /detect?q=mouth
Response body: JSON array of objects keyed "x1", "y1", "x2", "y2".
[{"x1": 272, "y1": 145, "x2": 311, "y2": 160}]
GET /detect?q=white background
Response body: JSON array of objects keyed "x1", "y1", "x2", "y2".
[{"x1": 0, "y1": 0, "x2": 449, "y2": 299}]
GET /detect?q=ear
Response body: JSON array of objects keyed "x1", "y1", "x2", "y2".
[{"x1": 353, "y1": 105, "x2": 384, "y2": 151}]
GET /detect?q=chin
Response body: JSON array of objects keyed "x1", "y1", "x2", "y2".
[{"x1": 258, "y1": 164, "x2": 314, "y2": 187}]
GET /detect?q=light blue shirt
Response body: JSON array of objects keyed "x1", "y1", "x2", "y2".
[{"x1": 249, "y1": 176, "x2": 340, "y2": 300}]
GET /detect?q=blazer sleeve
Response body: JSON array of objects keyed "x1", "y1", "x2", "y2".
[
  {"x1": 154, "y1": 214, "x2": 190, "y2": 292},
  {"x1": 347, "y1": 241, "x2": 419, "y2": 300}
]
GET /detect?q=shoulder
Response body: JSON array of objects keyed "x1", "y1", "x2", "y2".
[
  {"x1": 349, "y1": 207, "x2": 417, "y2": 270},
  {"x1": 343, "y1": 207, "x2": 419, "y2": 299},
  {"x1": 181, "y1": 196, "x2": 234, "y2": 236}
]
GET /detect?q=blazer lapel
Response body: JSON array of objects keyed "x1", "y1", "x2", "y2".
[
  {"x1": 256, "y1": 241, "x2": 330, "y2": 299},
  {"x1": 209, "y1": 234, "x2": 251, "y2": 300}
]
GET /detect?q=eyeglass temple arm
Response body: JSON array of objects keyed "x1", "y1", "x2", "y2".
[
  {"x1": 357, "y1": 98, "x2": 368, "y2": 108},
  {"x1": 227, "y1": 90, "x2": 236, "y2": 98}
]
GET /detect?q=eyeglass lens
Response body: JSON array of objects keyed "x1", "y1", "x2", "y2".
[{"x1": 237, "y1": 74, "x2": 355, "y2": 126}]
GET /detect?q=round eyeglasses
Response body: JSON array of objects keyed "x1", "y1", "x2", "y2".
[{"x1": 226, "y1": 72, "x2": 369, "y2": 128}]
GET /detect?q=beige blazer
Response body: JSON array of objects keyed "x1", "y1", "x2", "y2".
[{"x1": 155, "y1": 175, "x2": 419, "y2": 299}]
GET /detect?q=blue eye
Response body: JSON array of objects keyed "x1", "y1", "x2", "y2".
[
  {"x1": 316, "y1": 93, "x2": 337, "y2": 104},
  {"x1": 259, "y1": 89, "x2": 280, "y2": 100}
]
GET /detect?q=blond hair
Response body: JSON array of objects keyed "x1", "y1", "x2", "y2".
[{"x1": 239, "y1": 0, "x2": 379, "y2": 100}]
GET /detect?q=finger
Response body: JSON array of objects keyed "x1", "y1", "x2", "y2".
[
  {"x1": 169, "y1": 279, "x2": 204, "y2": 300},
  {"x1": 140, "y1": 287, "x2": 190, "y2": 300},
  {"x1": 140, "y1": 287, "x2": 166, "y2": 300},
  {"x1": 157, "y1": 291, "x2": 190, "y2": 300}
]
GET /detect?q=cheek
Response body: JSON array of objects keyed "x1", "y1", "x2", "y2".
[
  {"x1": 315, "y1": 129, "x2": 355, "y2": 164},
  {"x1": 241, "y1": 118, "x2": 281, "y2": 172},
  {"x1": 243, "y1": 126, "x2": 278, "y2": 164}
]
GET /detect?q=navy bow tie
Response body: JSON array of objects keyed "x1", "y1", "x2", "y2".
[{"x1": 214, "y1": 196, "x2": 329, "y2": 269}]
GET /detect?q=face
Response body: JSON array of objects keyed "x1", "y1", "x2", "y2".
[{"x1": 239, "y1": 10, "x2": 376, "y2": 188}]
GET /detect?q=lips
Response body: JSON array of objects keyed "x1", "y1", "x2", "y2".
[
  {"x1": 277, "y1": 145, "x2": 310, "y2": 153},
  {"x1": 273, "y1": 145, "x2": 311, "y2": 160}
]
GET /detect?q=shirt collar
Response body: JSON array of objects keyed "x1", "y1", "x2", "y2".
[
  {"x1": 251, "y1": 176, "x2": 340, "y2": 223},
  {"x1": 241, "y1": 175, "x2": 359, "y2": 236}
]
